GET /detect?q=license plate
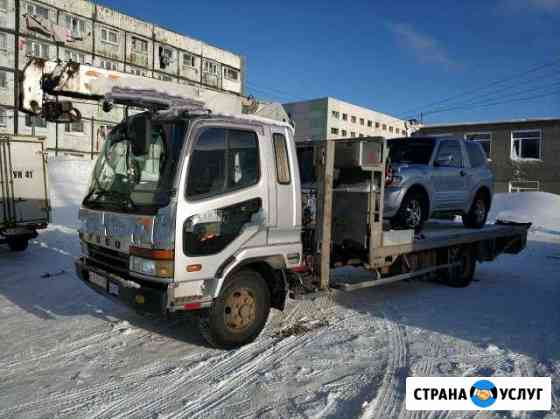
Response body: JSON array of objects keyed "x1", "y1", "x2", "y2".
[
  {"x1": 108, "y1": 281, "x2": 119, "y2": 296},
  {"x1": 89, "y1": 272, "x2": 107, "y2": 289}
]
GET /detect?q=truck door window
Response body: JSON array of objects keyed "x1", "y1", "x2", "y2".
[
  {"x1": 187, "y1": 127, "x2": 260, "y2": 200},
  {"x1": 436, "y1": 140, "x2": 463, "y2": 168},
  {"x1": 273, "y1": 133, "x2": 291, "y2": 184},
  {"x1": 466, "y1": 141, "x2": 486, "y2": 168}
]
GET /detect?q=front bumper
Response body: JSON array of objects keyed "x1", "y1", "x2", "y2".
[{"x1": 75, "y1": 257, "x2": 168, "y2": 315}]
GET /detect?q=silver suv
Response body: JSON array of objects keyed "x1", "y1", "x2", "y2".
[{"x1": 384, "y1": 136, "x2": 493, "y2": 230}]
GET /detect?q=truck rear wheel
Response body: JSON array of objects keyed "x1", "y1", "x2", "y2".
[
  {"x1": 441, "y1": 246, "x2": 476, "y2": 287},
  {"x1": 201, "y1": 269, "x2": 270, "y2": 349},
  {"x1": 8, "y1": 237, "x2": 29, "y2": 252}
]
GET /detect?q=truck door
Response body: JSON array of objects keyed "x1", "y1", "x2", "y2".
[
  {"x1": 174, "y1": 123, "x2": 269, "y2": 290},
  {"x1": 431, "y1": 140, "x2": 468, "y2": 210},
  {"x1": 1, "y1": 137, "x2": 49, "y2": 226}
]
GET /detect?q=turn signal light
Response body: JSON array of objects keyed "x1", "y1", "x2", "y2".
[{"x1": 129, "y1": 246, "x2": 174, "y2": 260}]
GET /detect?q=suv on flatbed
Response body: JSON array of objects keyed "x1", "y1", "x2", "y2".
[{"x1": 385, "y1": 136, "x2": 493, "y2": 230}]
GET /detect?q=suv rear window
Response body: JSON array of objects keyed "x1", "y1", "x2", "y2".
[
  {"x1": 466, "y1": 141, "x2": 486, "y2": 168},
  {"x1": 388, "y1": 139, "x2": 435, "y2": 165}
]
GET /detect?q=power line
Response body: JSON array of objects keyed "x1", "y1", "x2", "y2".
[
  {"x1": 417, "y1": 78, "x2": 560, "y2": 117},
  {"x1": 246, "y1": 82, "x2": 298, "y2": 102},
  {"x1": 420, "y1": 88, "x2": 560, "y2": 118},
  {"x1": 399, "y1": 56, "x2": 560, "y2": 118}
]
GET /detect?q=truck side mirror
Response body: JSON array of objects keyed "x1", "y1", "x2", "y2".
[{"x1": 127, "y1": 112, "x2": 152, "y2": 156}]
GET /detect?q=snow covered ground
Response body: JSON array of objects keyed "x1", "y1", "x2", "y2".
[{"x1": 0, "y1": 158, "x2": 558, "y2": 418}]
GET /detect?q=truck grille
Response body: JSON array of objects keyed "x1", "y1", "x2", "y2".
[{"x1": 86, "y1": 243, "x2": 129, "y2": 275}]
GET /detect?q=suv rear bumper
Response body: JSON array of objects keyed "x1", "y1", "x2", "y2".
[
  {"x1": 384, "y1": 186, "x2": 405, "y2": 218},
  {"x1": 75, "y1": 257, "x2": 168, "y2": 315}
]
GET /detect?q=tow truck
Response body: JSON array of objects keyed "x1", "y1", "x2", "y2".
[{"x1": 20, "y1": 58, "x2": 530, "y2": 348}]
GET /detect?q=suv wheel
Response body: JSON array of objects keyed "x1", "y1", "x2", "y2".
[
  {"x1": 392, "y1": 190, "x2": 427, "y2": 231},
  {"x1": 8, "y1": 237, "x2": 29, "y2": 252},
  {"x1": 462, "y1": 192, "x2": 489, "y2": 229}
]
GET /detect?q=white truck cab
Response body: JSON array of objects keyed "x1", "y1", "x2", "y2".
[{"x1": 75, "y1": 111, "x2": 302, "y2": 348}]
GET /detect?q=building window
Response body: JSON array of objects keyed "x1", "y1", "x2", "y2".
[
  {"x1": 382, "y1": 124, "x2": 387, "y2": 131},
  {"x1": 100, "y1": 27, "x2": 119, "y2": 45},
  {"x1": 25, "y1": 114, "x2": 47, "y2": 128},
  {"x1": 350, "y1": 132, "x2": 356, "y2": 137},
  {"x1": 64, "y1": 49, "x2": 86, "y2": 64},
  {"x1": 331, "y1": 110, "x2": 340, "y2": 119},
  {"x1": 0, "y1": 33, "x2": 6, "y2": 51},
  {"x1": 342, "y1": 113, "x2": 347, "y2": 121},
  {"x1": 130, "y1": 37, "x2": 149, "y2": 67},
  {"x1": 341, "y1": 129, "x2": 347, "y2": 136},
  {"x1": 182, "y1": 53, "x2": 196, "y2": 69},
  {"x1": 465, "y1": 132, "x2": 492, "y2": 157},
  {"x1": 0, "y1": 108, "x2": 6, "y2": 127},
  {"x1": 99, "y1": 60, "x2": 118, "y2": 71},
  {"x1": 389, "y1": 126, "x2": 393, "y2": 133},
  {"x1": 331, "y1": 127, "x2": 339, "y2": 135},
  {"x1": 223, "y1": 67, "x2": 239, "y2": 81},
  {"x1": 129, "y1": 67, "x2": 147, "y2": 77},
  {"x1": 0, "y1": 70, "x2": 6, "y2": 88},
  {"x1": 63, "y1": 14, "x2": 86, "y2": 37},
  {"x1": 375, "y1": 122, "x2": 380, "y2": 128},
  {"x1": 367, "y1": 120, "x2": 372, "y2": 128},
  {"x1": 359, "y1": 133, "x2": 364, "y2": 137},
  {"x1": 509, "y1": 180, "x2": 540, "y2": 193},
  {"x1": 157, "y1": 73, "x2": 173, "y2": 82},
  {"x1": 359, "y1": 118, "x2": 364, "y2": 126},
  {"x1": 511, "y1": 130, "x2": 541, "y2": 160},
  {"x1": 0, "y1": 0, "x2": 7, "y2": 12},
  {"x1": 26, "y1": 40, "x2": 49, "y2": 59},
  {"x1": 203, "y1": 60, "x2": 218, "y2": 74},
  {"x1": 27, "y1": 2, "x2": 49, "y2": 20},
  {"x1": 351, "y1": 115, "x2": 356, "y2": 123},
  {"x1": 65, "y1": 120, "x2": 84, "y2": 133}
]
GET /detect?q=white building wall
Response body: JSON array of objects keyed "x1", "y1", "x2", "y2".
[{"x1": 0, "y1": 0, "x2": 245, "y2": 156}]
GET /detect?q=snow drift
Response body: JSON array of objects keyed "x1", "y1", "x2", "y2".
[{"x1": 488, "y1": 191, "x2": 560, "y2": 232}]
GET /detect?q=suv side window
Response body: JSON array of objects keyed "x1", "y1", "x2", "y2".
[
  {"x1": 466, "y1": 141, "x2": 486, "y2": 168},
  {"x1": 186, "y1": 127, "x2": 260, "y2": 200},
  {"x1": 436, "y1": 140, "x2": 463, "y2": 168}
]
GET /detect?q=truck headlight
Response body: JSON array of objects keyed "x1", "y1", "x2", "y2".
[
  {"x1": 130, "y1": 256, "x2": 174, "y2": 278},
  {"x1": 129, "y1": 246, "x2": 175, "y2": 278}
]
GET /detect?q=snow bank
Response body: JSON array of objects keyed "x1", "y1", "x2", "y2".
[
  {"x1": 489, "y1": 191, "x2": 560, "y2": 232},
  {"x1": 48, "y1": 157, "x2": 94, "y2": 228}
]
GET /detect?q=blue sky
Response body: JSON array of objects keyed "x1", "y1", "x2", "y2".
[{"x1": 98, "y1": 0, "x2": 560, "y2": 124}]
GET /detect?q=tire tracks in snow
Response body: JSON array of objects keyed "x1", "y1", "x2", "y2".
[{"x1": 360, "y1": 304, "x2": 409, "y2": 419}]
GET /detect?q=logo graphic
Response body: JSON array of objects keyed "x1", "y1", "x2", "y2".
[{"x1": 470, "y1": 380, "x2": 498, "y2": 408}]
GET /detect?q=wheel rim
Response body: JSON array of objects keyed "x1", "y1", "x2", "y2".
[
  {"x1": 224, "y1": 287, "x2": 257, "y2": 332},
  {"x1": 474, "y1": 199, "x2": 486, "y2": 224},
  {"x1": 405, "y1": 199, "x2": 422, "y2": 227}
]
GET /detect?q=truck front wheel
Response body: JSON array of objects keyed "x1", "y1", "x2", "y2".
[
  {"x1": 8, "y1": 237, "x2": 29, "y2": 252},
  {"x1": 201, "y1": 269, "x2": 271, "y2": 349}
]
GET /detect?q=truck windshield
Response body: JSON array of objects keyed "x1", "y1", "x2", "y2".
[
  {"x1": 83, "y1": 119, "x2": 187, "y2": 214},
  {"x1": 388, "y1": 138, "x2": 436, "y2": 165}
]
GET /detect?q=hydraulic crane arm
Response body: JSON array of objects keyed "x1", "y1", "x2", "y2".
[{"x1": 19, "y1": 58, "x2": 208, "y2": 122}]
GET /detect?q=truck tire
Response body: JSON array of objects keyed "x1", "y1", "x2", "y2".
[
  {"x1": 441, "y1": 246, "x2": 476, "y2": 287},
  {"x1": 8, "y1": 237, "x2": 29, "y2": 252},
  {"x1": 462, "y1": 192, "x2": 489, "y2": 229},
  {"x1": 201, "y1": 269, "x2": 271, "y2": 349},
  {"x1": 392, "y1": 190, "x2": 428, "y2": 231}
]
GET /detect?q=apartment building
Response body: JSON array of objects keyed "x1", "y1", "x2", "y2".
[
  {"x1": 0, "y1": 0, "x2": 245, "y2": 156},
  {"x1": 416, "y1": 118, "x2": 560, "y2": 194},
  {"x1": 283, "y1": 97, "x2": 407, "y2": 142}
]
